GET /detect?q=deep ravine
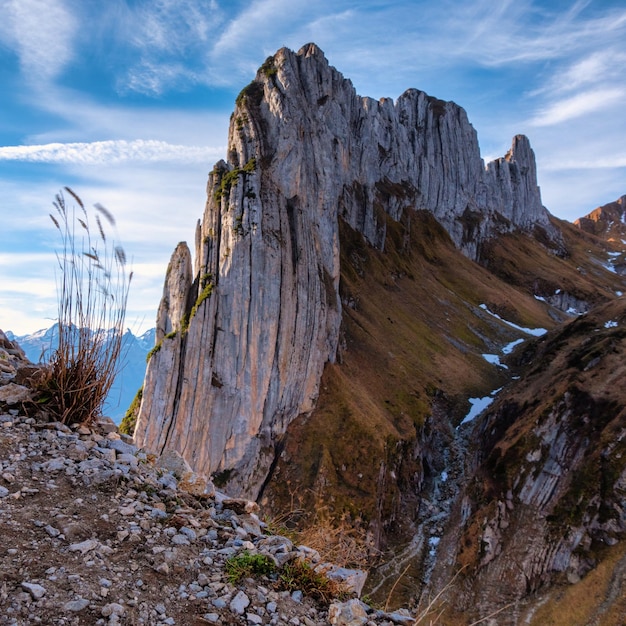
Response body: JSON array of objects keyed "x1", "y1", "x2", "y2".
[{"x1": 365, "y1": 321, "x2": 545, "y2": 609}]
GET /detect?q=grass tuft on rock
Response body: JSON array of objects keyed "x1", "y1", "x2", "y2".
[{"x1": 225, "y1": 552, "x2": 276, "y2": 584}]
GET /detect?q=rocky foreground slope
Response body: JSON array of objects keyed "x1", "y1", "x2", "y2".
[{"x1": 0, "y1": 330, "x2": 416, "y2": 626}]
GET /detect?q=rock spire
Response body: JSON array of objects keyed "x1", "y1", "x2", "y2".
[{"x1": 134, "y1": 44, "x2": 554, "y2": 496}]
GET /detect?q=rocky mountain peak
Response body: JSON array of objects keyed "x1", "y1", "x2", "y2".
[
  {"x1": 575, "y1": 194, "x2": 626, "y2": 241},
  {"x1": 134, "y1": 44, "x2": 559, "y2": 501}
]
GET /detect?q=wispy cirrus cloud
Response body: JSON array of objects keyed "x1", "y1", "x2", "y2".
[
  {"x1": 0, "y1": 0, "x2": 76, "y2": 81},
  {"x1": 212, "y1": 0, "x2": 309, "y2": 54},
  {"x1": 543, "y1": 158, "x2": 626, "y2": 172},
  {"x1": 205, "y1": 0, "x2": 321, "y2": 85},
  {"x1": 556, "y1": 51, "x2": 626, "y2": 94},
  {"x1": 0, "y1": 140, "x2": 224, "y2": 165},
  {"x1": 115, "y1": 0, "x2": 224, "y2": 95},
  {"x1": 530, "y1": 88, "x2": 625, "y2": 127},
  {"x1": 124, "y1": 62, "x2": 201, "y2": 96},
  {"x1": 455, "y1": 0, "x2": 626, "y2": 66}
]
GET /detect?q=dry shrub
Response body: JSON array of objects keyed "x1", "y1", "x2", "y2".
[
  {"x1": 36, "y1": 188, "x2": 132, "y2": 426},
  {"x1": 295, "y1": 507, "x2": 378, "y2": 570}
]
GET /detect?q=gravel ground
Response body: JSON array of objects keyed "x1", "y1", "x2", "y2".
[{"x1": 0, "y1": 330, "x2": 416, "y2": 626}]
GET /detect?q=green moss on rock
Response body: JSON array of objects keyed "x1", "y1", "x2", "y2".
[{"x1": 119, "y1": 387, "x2": 143, "y2": 436}]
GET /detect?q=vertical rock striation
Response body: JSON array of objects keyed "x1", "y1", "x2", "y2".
[{"x1": 134, "y1": 44, "x2": 555, "y2": 497}]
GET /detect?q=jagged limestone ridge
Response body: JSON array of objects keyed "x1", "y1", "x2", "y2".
[{"x1": 134, "y1": 43, "x2": 554, "y2": 497}]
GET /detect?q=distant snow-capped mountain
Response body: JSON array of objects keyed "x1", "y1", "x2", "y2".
[{"x1": 6, "y1": 325, "x2": 154, "y2": 423}]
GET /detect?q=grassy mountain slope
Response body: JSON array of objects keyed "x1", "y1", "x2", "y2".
[
  {"x1": 261, "y1": 209, "x2": 618, "y2": 527},
  {"x1": 260, "y1": 204, "x2": 626, "y2": 621},
  {"x1": 480, "y1": 216, "x2": 624, "y2": 312}
]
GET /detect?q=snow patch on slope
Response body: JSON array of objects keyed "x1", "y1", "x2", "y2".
[{"x1": 479, "y1": 304, "x2": 547, "y2": 336}]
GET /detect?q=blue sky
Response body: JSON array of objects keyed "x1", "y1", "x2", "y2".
[{"x1": 1, "y1": 0, "x2": 625, "y2": 334}]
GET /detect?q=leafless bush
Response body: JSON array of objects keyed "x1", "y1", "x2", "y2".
[
  {"x1": 295, "y1": 507, "x2": 378, "y2": 570},
  {"x1": 36, "y1": 187, "x2": 132, "y2": 425}
]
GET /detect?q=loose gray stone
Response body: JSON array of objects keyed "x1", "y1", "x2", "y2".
[
  {"x1": 0, "y1": 383, "x2": 31, "y2": 404},
  {"x1": 179, "y1": 526, "x2": 197, "y2": 540},
  {"x1": 212, "y1": 597, "x2": 228, "y2": 609},
  {"x1": 44, "y1": 524, "x2": 60, "y2": 537},
  {"x1": 171, "y1": 534, "x2": 190, "y2": 546},
  {"x1": 21, "y1": 582, "x2": 46, "y2": 600},
  {"x1": 69, "y1": 538, "x2": 99, "y2": 555},
  {"x1": 101, "y1": 602, "x2": 125, "y2": 617},
  {"x1": 40, "y1": 458, "x2": 66, "y2": 472},
  {"x1": 155, "y1": 449, "x2": 192, "y2": 477},
  {"x1": 64, "y1": 597, "x2": 90, "y2": 612},
  {"x1": 230, "y1": 590, "x2": 251, "y2": 615},
  {"x1": 116, "y1": 453, "x2": 138, "y2": 467},
  {"x1": 106, "y1": 439, "x2": 137, "y2": 456},
  {"x1": 328, "y1": 599, "x2": 369, "y2": 626}
]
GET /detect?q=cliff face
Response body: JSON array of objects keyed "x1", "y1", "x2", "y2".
[{"x1": 134, "y1": 44, "x2": 553, "y2": 498}]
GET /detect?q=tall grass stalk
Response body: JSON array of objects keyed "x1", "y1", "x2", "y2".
[{"x1": 38, "y1": 187, "x2": 132, "y2": 425}]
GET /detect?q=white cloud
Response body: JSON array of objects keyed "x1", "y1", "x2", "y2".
[
  {"x1": 542, "y1": 156, "x2": 626, "y2": 171},
  {"x1": 0, "y1": 251, "x2": 54, "y2": 264},
  {"x1": 113, "y1": 0, "x2": 223, "y2": 94},
  {"x1": 212, "y1": 0, "x2": 309, "y2": 57},
  {"x1": 473, "y1": 2, "x2": 626, "y2": 66},
  {"x1": 124, "y1": 62, "x2": 200, "y2": 96},
  {"x1": 0, "y1": 0, "x2": 76, "y2": 81},
  {"x1": 559, "y1": 52, "x2": 620, "y2": 92},
  {"x1": 132, "y1": 0, "x2": 217, "y2": 54},
  {"x1": 357, "y1": 0, "x2": 626, "y2": 73},
  {"x1": 0, "y1": 140, "x2": 224, "y2": 165},
  {"x1": 20, "y1": 84, "x2": 231, "y2": 148},
  {"x1": 530, "y1": 88, "x2": 624, "y2": 127},
  {"x1": 0, "y1": 252, "x2": 59, "y2": 334},
  {"x1": 528, "y1": 48, "x2": 626, "y2": 101},
  {"x1": 206, "y1": 0, "x2": 335, "y2": 86}
]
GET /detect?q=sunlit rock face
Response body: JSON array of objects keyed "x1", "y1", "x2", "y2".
[{"x1": 134, "y1": 44, "x2": 553, "y2": 497}]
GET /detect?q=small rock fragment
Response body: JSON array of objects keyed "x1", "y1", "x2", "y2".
[
  {"x1": 230, "y1": 590, "x2": 251, "y2": 615},
  {"x1": 328, "y1": 599, "x2": 369, "y2": 626},
  {"x1": 64, "y1": 597, "x2": 90, "y2": 612},
  {"x1": 101, "y1": 602, "x2": 125, "y2": 617},
  {"x1": 21, "y1": 582, "x2": 46, "y2": 600},
  {"x1": 69, "y1": 538, "x2": 99, "y2": 555}
]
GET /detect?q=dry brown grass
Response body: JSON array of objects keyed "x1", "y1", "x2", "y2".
[
  {"x1": 295, "y1": 507, "x2": 377, "y2": 570},
  {"x1": 262, "y1": 208, "x2": 626, "y2": 613},
  {"x1": 279, "y1": 559, "x2": 349, "y2": 605},
  {"x1": 36, "y1": 188, "x2": 132, "y2": 425}
]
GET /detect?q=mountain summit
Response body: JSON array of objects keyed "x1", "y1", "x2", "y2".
[
  {"x1": 135, "y1": 43, "x2": 555, "y2": 494},
  {"x1": 132, "y1": 45, "x2": 626, "y2": 622}
]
